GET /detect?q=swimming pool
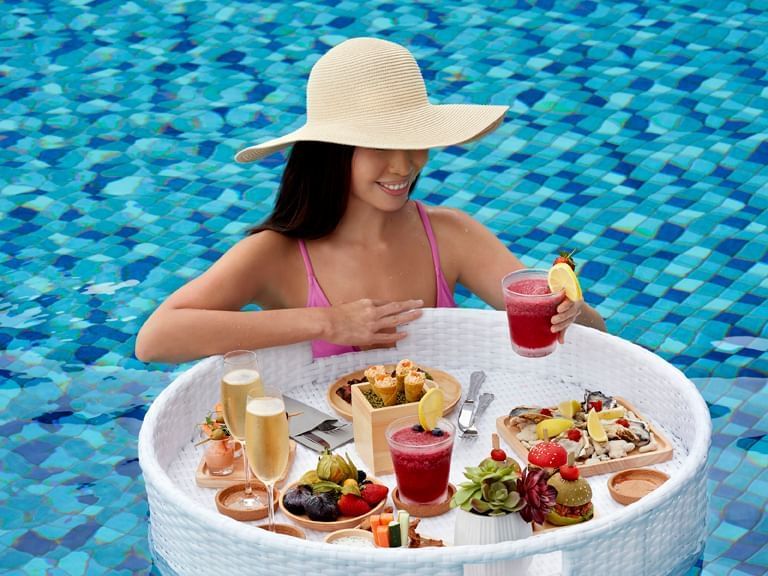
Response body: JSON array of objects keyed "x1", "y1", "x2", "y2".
[{"x1": 0, "y1": 0, "x2": 765, "y2": 574}]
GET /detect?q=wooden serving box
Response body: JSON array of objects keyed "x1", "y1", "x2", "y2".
[{"x1": 351, "y1": 382, "x2": 432, "y2": 475}]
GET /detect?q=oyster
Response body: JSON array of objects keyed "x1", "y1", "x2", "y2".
[
  {"x1": 626, "y1": 418, "x2": 651, "y2": 447},
  {"x1": 508, "y1": 406, "x2": 550, "y2": 424},
  {"x1": 582, "y1": 390, "x2": 618, "y2": 412},
  {"x1": 608, "y1": 439, "x2": 636, "y2": 459}
]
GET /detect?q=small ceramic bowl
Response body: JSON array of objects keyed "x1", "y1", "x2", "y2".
[
  {"x1": 257, "y1": 523, "x2": 306, "y2": 539},
  {"x1": 324, "y1": 528, "x2": 376, "y2": 547},
  {"x1": 608, "y1": 468, "x2": 670, "y2": 505}
]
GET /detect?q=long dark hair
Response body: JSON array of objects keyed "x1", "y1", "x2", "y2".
[{"x1": 250, "y1": 141, "x2": 355, "y2": 239}]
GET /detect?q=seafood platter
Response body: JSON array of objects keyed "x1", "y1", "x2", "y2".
[{"x1": 496, "y1": 390, "x2": 673, "y2": 477}]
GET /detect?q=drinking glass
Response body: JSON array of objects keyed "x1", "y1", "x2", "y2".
[
  {"x1": 220, "y1": 350, "x2": 264, "y2": 508},
  {"x1": 245, "y1": 386, "x2": 289, "y2": 532},
  {"x1": 386, "y1": 416, "x2": 455, "y2": 505},
  {"x1": 502, "y1": 269, "x2": 565, "y2": 358}
]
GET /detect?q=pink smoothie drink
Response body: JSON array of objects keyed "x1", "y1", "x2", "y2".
[
  {"x1": 502, "y1": 269, "x2": 565, "y2": 358},
  {"x1": 386, "y1": 417, "x2": 455, "y2": 505}
]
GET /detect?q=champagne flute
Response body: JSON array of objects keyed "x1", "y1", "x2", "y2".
[
  {"x1": 245, "y1": 386, "x2": 289, "y2": 532},
  {"x1": 220, "y1": 350, "x2": 264, "y2": 509}
]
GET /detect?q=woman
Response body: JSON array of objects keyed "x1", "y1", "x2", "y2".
[{"x1": 135, "y1": 38, "x2": 605, "y2": 363}]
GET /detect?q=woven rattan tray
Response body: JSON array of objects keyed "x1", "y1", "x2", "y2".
[{"x1": 139, "y1": 309, "x2": 711, "y2": 576}]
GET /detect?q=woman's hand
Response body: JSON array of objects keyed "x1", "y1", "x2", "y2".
[
  {"x1": 552, "y1": 298, "x2": 583, "y2": 344},
  {"x1": 326, "y1": 298, "x2": 424, "y2": 347}
]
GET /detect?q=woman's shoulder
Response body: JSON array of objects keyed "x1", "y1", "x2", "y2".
[
  {"x1": 222, "y1": 229, "x2": 299, "y2": 268},
  {"x1": 418, "y1": 203, "x2": 481, "y2": 233}
]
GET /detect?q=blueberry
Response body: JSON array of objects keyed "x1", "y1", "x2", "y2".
[
  {"x1": 357, "y1": 470, "x2": 367, "y2": 483},
  {"x1": 411, "y1": 424, "x2": 424, "y2": 432},
  {"x1": 431, "y1": 428, "x2": 444, "y2": 436}
]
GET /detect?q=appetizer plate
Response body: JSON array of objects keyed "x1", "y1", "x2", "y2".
[
  {"x1": 327, "y1": 365, "x2": 462, "y2": 420},
  {"x1": 496, "y1": 397, "x2": 673, "y2": 478},
  {"x1": 278, "y1": 477, "x2": 388, "y2": 532}
]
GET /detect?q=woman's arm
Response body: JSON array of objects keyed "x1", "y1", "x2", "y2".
[
  {"x1": 135, "y1": 232, "x2": 423, "y2": 363},
  {"x1": 432, "y1": 208, "x2": 607, "y2": 333}
]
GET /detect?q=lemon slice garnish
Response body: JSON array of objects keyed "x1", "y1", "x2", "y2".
[
  {"x1": 548, "y1": 263, "x2": 583, "y2": 301},
  {"x1": 587, "y1": 408, "x2": 608, "y2": 443},
  {"x1": 535, "y1": 417, "x2": 574, "y2": 440},
  {"x1": 597, "y1": 407, "x2": 626, "y2": 420},
  {"x1": 418, "y1": 388, "x2": 444, "y2": 431},
  {"x1": 558, "y1": 400, "x2": 581, "y2": 419}
]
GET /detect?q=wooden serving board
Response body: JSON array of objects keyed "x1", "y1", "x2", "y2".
[
  {"x1": 195, "y1": 439, "x2": 297, "y2": 489},
  {"x1": 496, "y1": 397, "x2": 673, "y2": 477}
]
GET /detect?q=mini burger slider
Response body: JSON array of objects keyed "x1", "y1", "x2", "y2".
[
  {"x1": 527, "y1": 441, "x2": 568, "y2": 479},
  {"x1": 546, "y1": 464, "x2": 594, "y2": 526}
]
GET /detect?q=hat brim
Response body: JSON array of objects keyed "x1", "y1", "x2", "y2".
[{"x1": 234, "y1": 103, "x2": 508, "y2": 163}]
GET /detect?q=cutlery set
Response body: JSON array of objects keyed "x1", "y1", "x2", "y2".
[{"x1": 457, "y1": 371, "x2": 494, "y2": 438}]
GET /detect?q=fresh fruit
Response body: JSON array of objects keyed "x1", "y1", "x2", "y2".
[
  {"x1": 587, "y1": 409, "x2": 608, "y2": 443},
  {"x1": 304, "y1": 493, "x2": 340, "y2": 521},
  {"x1": 417, "y1": 387, "x2": 444, "y2": 431},
  {"x1": 283, "y1": 485, "x2": 312, "y2": 515},
  {"x1": 617, "y1": 418, "x2": 630, "y2": 428},
  {"x1": 547, "y1": 262, "x2": 583, "y2": 301},
  {"x1": 558, "y1": 399, "x2": 581, "y2": 419},
  {"x1": 337, "y1": 494, "x2": 371, "y2": 517},
  {"x1": 553, "y1": 249, "x2": 577, "y2": 271},
  {"x1": 566, "y1": 428, "x2": 582, "y2": 442},
  {"x1": 598, "y1": 407, "x2": 626, "y2": 420},
  {"x1": 535, "y1": 417, "x2": 574, "y2": 440},
  {"x1": 490, "y1": 448, "x2": 507, "y2": 462},
  {"x1": 360, "y1": 483, "x2": 389, "y2": 506},
  {"x1": 559, "y1": 465, "x2": 580, "y2": 481}
]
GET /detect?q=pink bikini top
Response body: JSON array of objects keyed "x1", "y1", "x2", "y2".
[{"x1": 298, "y1": 201, "x2": 456, "y2": 358}]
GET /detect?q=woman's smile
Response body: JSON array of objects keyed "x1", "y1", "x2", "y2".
[{"x1": 377, "y1": 178, "x2": 411, "y2": 196}]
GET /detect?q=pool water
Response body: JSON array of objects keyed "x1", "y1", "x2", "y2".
[{"x1": 1, "y1": 1, "x2": 766, "y2": 574}]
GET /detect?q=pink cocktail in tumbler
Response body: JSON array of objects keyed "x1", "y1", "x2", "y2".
[
  {"x1": 386, "y1": 416, "x2": 455, "y2": 505},
  {"x1": 502, "y1": 269, "x2": 565, "y2": 358}
]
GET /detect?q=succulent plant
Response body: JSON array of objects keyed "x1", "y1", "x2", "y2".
[
  {"x1": 516, "y1": 467, "x2": 558, "y2": 525},
  {"x1": 451, "y1": 460, "x2": 525, "y2": 516}
]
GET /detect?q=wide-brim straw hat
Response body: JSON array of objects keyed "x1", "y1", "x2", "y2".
[{"x1": 235, "y1": 37, "x2": 508, "y2": 163}]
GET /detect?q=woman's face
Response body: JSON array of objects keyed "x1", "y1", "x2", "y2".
[{"x1": 349, "y1": 148, "x2": 428, "y2": 211}]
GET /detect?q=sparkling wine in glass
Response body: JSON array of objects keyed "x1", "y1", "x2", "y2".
[
  {"x1": 221, "y1": 350, "x2": 264, "y2": 509},
  {"x1": 245, "y1": 387, "x2": 289, "y2": 531}
]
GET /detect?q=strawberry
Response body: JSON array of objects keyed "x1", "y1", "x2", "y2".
[
  {"x1": 566, "y1": 428, "x2": 582, "y2": 442},
  {"x1": 490, "y1": 448, "x2": 507, "y2": 462},
  {"x1": 360, "y1": 483, "x2": 389, "y2": 506},
  {"x1": 540, "y1": 408, "x2": 554, "y2": 417},
  {"x1": 617, "y1": 418, "x2": 630, "y2": 428},
  {"x1": 553, "y1": 249, "x2": 577, "y2": 271},
  {"x1": 560, "y1": 465, "x2": 580, "y2": 481},
  {"x1": 337, "y1": 494, "x2": 372, "y2": 517}
]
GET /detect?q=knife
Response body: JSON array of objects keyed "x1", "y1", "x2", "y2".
[{"x1": 458, "y1": 371, "x2": 486, "y2": 433}]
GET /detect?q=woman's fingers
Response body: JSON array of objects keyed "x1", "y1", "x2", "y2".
[{"x1": 551, "y1": 299, "x2": 583, "y2": 333}]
